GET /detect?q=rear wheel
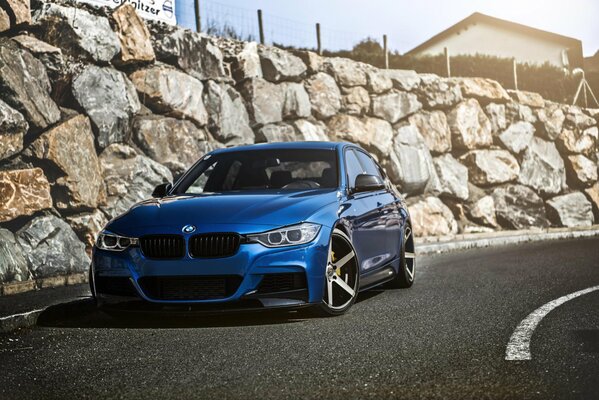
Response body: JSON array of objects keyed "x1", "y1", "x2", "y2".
[
  {"x1": 311, "y1": 229, "x2": 359, "y2": 316},
  {"x1": 388, "y1": 224, "x2": 415, "y2": 288}
]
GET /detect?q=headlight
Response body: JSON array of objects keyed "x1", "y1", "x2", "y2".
[
  {"x1": 96, "y1": 231, "x2": 139, "y2": 251},
  {"x1": 247, "y1": 223, "x2": 321, "y2": 248}
]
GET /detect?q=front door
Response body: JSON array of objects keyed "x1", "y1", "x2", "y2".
[{"x1": 343, "y1": 149, "x2": 398, "y2": 276}]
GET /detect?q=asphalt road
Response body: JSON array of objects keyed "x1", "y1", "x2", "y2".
[{"x1": 1, "y1": 238, "x2": 598, "y2": 400}]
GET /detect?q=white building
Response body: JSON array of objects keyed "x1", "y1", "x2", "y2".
[{"x1": 406, "y1": 13, "x2": 583, "y2": 69}]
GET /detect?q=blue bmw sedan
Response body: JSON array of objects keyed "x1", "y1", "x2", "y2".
[{"x1": 91, "y1": 142, "x2": 415, "y2": 316}]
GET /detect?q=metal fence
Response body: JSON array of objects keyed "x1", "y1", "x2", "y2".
[{"x1": 176, "y1": 0, "x2": 381, "y2": 52}]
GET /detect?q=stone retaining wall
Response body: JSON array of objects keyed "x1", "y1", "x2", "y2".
[{"x1": 0, "y1": 0, "x2": 598, "y2": 291}]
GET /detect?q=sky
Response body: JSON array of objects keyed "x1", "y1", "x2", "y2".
[{"x1": 178, "y1": 0, "x2": 599, "y2": 57}]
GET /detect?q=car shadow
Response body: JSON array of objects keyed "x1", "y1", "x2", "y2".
[
  {"x1": 36, "y1": 297, "x2": 309, "y2": 330},
  {"x1": 36, "y1": 289, "x2": 386, "y2": 330},
  {"x1": 356, "y1": 288, "x2": 385, "y2": 303}
]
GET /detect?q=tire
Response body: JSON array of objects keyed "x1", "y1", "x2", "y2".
[
  {"x1": 88, "y1": 266, "x2": 96, "y2": 299},
  {"x1": 387, "y1": 224, "x2": 415, "y2": 289},
  {"x1": 88, "y1": 266, "x2": 106, "y2": 309},
  {"x1": 309, "y1": 228, "x2": 360, "y2": 317}
]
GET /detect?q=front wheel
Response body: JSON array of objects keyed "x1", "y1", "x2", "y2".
[
  {"x1": 311, "y1": 229, "x2": 360, "y2": 317},
  {"x1": 88, "y1": 266, "x2": 96, "y2": 298},
  {"x1": 388, "y1": 224, "x2": 415, "y2": 288}
]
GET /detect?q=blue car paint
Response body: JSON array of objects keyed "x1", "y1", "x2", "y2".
[{"x1": 92, "y1": 142, "x2": 411, "y2": 308}]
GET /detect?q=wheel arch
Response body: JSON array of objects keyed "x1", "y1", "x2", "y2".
[{"x1": 332, "y1": 218, "x2": 352, "y2": 238}]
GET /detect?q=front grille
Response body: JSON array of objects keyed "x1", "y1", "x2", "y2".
[
  {"x1": 138, "y1": 276, "x2": 243, "y2": 300},
  {"x1": 94, "y1": 276, "x2": 138, "y2": 297},
  {"x1": 189, "y1": 233, "x2": 241, "y2": 258},
  {"x1": 140, "y1": 235, "x2": 185, "y2": 259},
  {"x1": 257, "y1": 273, "x2": 307, "y2": 294}
]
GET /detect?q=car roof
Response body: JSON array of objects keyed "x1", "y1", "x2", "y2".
[{"x1": 211, "y1": 141, "x2": 357, "y2": 154}]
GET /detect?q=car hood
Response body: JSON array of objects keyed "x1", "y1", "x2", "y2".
[{"x1": 106, "y1": 189, "x2": 340, "y2": 236}]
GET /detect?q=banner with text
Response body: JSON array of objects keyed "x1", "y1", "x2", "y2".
[{"x1": 77, "y1": 0, "x2": 176, "y2": 25}]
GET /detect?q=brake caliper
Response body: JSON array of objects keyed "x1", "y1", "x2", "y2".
[{"x1": 331, "y1": 251, "x2": 341, "y2": 276}]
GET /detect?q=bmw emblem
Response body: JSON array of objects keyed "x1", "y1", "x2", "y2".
[{"x1": 182, "y1": 225, "x2": 196, "y2": 234}]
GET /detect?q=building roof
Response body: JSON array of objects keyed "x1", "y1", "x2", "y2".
[
  {"x1": 406, "y1": 12, "x2": 584, "y2": 67},
  {"x1": 585, "y1": 51, "x2": 599, "y2": 73}
]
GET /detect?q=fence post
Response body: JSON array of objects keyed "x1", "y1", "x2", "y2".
[
  {"x1": 194, "y1": 0, "x2": 201, "y2": 33},
  {"x1": 316, "y1": 23, "x2": 322, "y2": 55},
  {"x1": 444, "y1": 47, "x2": 451, "y2": 77},
  {"x1": 383, "y1": 34, "x2": 389, "y2": 69},
  {"x1": 257, "y1": 9, "x2": 265, "y2": 45},
  {"x1": 513, "y1": 58, "x2": 518, "y2": 90}
]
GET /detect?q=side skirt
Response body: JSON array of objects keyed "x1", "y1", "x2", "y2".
[{"x1": 358, "y1": 265, "x2": 396, "y2": 291}]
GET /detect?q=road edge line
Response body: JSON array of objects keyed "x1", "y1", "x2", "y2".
[
  {"x1": 505, "y1": 285, "x2": 599, "y2": 361},
  {"x1": 0, "y1": 308, "x2": 45, "y2": 334}
]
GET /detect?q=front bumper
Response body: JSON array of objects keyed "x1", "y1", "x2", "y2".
[{"x1": 91, "y1": 227, "x2": 331, "y2": 309}]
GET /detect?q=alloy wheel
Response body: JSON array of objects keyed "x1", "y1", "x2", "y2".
[
  {"x1": 404, "y1": 226, "x2": 415, "y2": 282},
  {"x1": 323, "y1": 230, "x2": 359, "y2": 311}
]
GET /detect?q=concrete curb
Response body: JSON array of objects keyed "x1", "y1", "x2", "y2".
[
  {"x1": 415, "y1": 225, "x2": 599, "y2": 255},
  {"x1": 0, "y1": 284, "x2": 91, "y2": 334},
  {"x1": 0, "y1": 309, "x2": 45, "y2": 333}
]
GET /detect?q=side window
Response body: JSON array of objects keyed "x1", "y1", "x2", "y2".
[
  {"x1": 345, "y1": 149, "x2": 363, "y2": 189},
  {"x1": 355, "y1": 151, "x2": 383, "y2": 179}
]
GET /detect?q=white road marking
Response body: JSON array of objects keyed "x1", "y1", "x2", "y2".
[
  {"x1": 505, "y1": 285, "x2": 599, "y2": 361},
  {"x1": 0, "y1": 308, "x2": 45, "y2": 323}
]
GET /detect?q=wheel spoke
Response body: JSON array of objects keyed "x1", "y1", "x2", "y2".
[
  {"x1": 333, "y1": 250, "x2": 355, "y2": 270},
  {"x1": 324, "y1": 232, "x2": 359, "y2": 310},
  {"x1": 405, "y1": 264, "x2": 414, "y2": 280},
  {"x1": 404, "y1": 226, "x2": 415, "y2": 282},
  {"x1": 333, "y1": 276, "x2": 355, "y2": 296}
]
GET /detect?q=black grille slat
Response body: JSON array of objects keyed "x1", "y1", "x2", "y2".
[
  {"x1": 95, "y1": 276, "x2": 138, "y2": 297},
  {"x1": 257, "y1": 273, "x2": 307, "y2": 294},
  {"x1": 189, "y1": 233, "x2": 240, "y2": 258},
  {"x1": 140, "y1": 233, "x2": 240, "y2": 259},
  {"x1": 140, "y1": 235, "x2": 185, "y2": 259},
  {"x1": 138, "y1": 276, "x2": 242, "y2": 300}
]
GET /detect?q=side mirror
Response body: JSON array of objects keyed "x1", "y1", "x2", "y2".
[
  {"x1": 152, "y1": 182, "x2": 172, "y2": 198},
  {"x1": 353, "y1": 174, "x2": 385, "y2": 194}
]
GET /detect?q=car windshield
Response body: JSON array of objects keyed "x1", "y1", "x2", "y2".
[{"x1": 173, "y1": 149, "x2": 338, "y2": 194}]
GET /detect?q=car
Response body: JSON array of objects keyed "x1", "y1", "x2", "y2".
[{"x1": 90, "y1": 142, "x2": 415, "y2": 316}]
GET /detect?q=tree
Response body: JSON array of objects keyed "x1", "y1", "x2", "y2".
[{"x1": 352, "y1": 38, "x2": 382, "y2": 55}]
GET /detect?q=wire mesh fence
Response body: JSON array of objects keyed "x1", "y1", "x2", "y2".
[
  {"x1": 319, "y1": 26, "x2": 372, "y2": 52},
  {"x1": 196, "y1": 0, "x2": 374, "y2": 51},
  {"x1": 201, "y1": 1, "x2": 259, "y2": 42},
  {"x1": 174, "y1": 0, "x2": 197, "y2": 32}
]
